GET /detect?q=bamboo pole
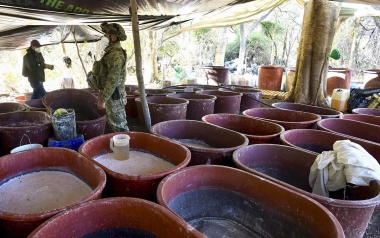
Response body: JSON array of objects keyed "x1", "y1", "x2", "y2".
[
  {"x1": 71, "y1": 26, "x2": 88, "y2": 76},
  {"x1": 130, "y1": 0, "x2": 151, "y2": 130}
]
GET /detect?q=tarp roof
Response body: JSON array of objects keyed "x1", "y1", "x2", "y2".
[{"x1": 0, "y1": 0, "x2": 379, "y2": 50}]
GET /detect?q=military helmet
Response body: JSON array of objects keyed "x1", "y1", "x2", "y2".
[{"x1": 100, "y1": 22, "x2": 127, "y2": 41}]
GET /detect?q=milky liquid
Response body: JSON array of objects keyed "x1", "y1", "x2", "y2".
[
  {"x1": 174, "y1": 139, "x2": 215, "y2": 148},
  {"x1": 0, "y1": 170, "x2": 93, "y2": 214},
  {"x1": 94, "y1": 150, "x2": 175, "y2": 175}
]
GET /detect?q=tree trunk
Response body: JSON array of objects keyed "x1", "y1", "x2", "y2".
[
  {"x1": 237, "y1": 25, "x2": 246, "y2": 75},
  {"x1": 214, "y1": 28, "x2": 228, "y2": 66},
  {"x1": 285, "y1": 0, "x2": 340, "y2": 106},
  {"x1": 348, "y1": 18, "x2": 361, "y2": 69},
  {"x1": 143, "y1": 31, "x2": 159, "y2": 84},
  {"x1": 149, "y1": 30, "x2": 159, "y2": 83}
]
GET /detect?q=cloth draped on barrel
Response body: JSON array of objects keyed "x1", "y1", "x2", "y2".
[{"x1": 309, "y1": 140, "x2": 380, "y2": 197}]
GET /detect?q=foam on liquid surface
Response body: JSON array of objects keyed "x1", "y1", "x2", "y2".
[{"x1": 0, "y1": 170, "x2": 93, "y2": 214}]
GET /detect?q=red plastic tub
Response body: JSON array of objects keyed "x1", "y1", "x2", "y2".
[
  {"x1": 168, "y1": 93, "x2": 216, "y2": 121},
  {"x1": 202, "y1": 113, "x2": 284, "y2": 144},
  {"x1": 233, "y1": 144, "x2": 380, "y2": 238},
  {"x1": 151, "y1": 120, "x2": 248, "y2": 166},
  {"x1": 0, "y1": 148, "x2": 106, "y2": 237},
  {"x1": 243, "y1": 108, "x2": 321, "y2": 130},
  {"x1": 157, "y1": 165, "x2": 344, "y2": 238},
  {"x1": 317, "y1": 118, "x2": 380, "y2": 145},
  {"x1": 29, "y1": 197, "x2": 203, "y2": 238},
  {"x1": 79, "y1": 132, "x2": 190, "y2": 199},
  {"x1": 197, "y1": 90, "x2": 242, "y2": 114}
]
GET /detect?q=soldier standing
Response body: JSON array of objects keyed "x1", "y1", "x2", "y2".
[{"x1": 91, "y1": 22, "x2": 129, "y2": 132}]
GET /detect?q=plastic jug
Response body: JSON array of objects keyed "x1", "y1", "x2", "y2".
[
  {"x1": 331, "y1": 88, "x2": 350, "y2": 111},
  {"x1": 110, "y1": 134, "x2": 130, "y2": 160}
]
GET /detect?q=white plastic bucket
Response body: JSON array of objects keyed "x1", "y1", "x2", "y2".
[{"x1": 11, "y1": 144, "x2": 43, "y2": 154}]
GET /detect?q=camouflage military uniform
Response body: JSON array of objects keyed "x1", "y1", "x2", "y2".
[{"x1": 97, "y1": 42, "x2": 129, "y2": 132}]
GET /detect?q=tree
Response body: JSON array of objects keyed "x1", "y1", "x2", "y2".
[
  {"x1": 286, "y1": 0, "x2": 340, "y2": 106},
  {"x1": 143, "y1": 30, "x2": 159, "y2": 83},
  {"x1": 214, "y1": 28, "x2": 229, "y2": 65},
  {"x1": 236, "y1": 9, "x2": 274, "y2": 75},
  {"x1": 260, "y1": 20, "x2": 285, "y2": 65},
  {"x1": 246, "y1": 33, "x2": 271, "y2": 65}
]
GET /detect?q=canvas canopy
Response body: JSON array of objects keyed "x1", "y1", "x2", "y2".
[{"x1": 0, "y1": 0, "x2": 379, "y2": 50}]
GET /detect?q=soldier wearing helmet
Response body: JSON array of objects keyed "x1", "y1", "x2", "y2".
[{"x1": 92, "y1": 22, "x2": 129, "y2": 132}]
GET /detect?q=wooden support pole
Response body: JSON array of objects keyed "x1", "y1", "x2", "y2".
[{"x1": 130, "y1": 0, "x2": 151, "y2": 130}]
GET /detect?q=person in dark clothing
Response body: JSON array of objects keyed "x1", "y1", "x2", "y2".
[{"x1": 22, "y1": 40, "x2": 54, "y2": 99}]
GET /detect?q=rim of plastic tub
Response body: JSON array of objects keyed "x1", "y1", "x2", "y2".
[
  {"x1": 352, "y1": 108, "x2": 380, "y2": 117},
  {"x1": 340, "y1": 113, "x2": 380, "y2": 127},
  {"x1": 150, "y1": 120, "x2": 249, "y2": 153},
  {"x1": 28, "y1": 197, "x2": 204, "y2": 238},
  {"x1": 243, "y1": 108, "x2": 321, "y2": 127},
  {"x1": 167, "y1": 93, "x2": 216, "y2": 101},
  {"x1": 272, "y1": 102, "x2": 342, "y2": 119},
  {"x1": 196, "y1": 90, "x2": 242, "y2": 97},
  {"x1": 135, "y1": 96, "x2": 189, "y2": 106},
  {"x1": 0, "y1": 111, "x2": 51, "y2": 129},
  {"x1": 202, "y1": 113, "x2": 284, "y2": 141}
]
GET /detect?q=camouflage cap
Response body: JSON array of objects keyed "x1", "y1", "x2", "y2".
[{"x1": 100, "y1": 22, "x2": 127, "y2": 41}]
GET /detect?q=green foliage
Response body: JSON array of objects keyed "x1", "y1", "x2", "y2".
[
  {"x1": 225, "y1": 38, "x2": 240, "y2": 61},
  {"x1": 246, "y1": 33, "x2": 271, "y2": 65},
  {"x1": 225, "y1": 31, "x2": 271, "y2": 65},
  {"x1": 260, "y1": 21, "x2": 284, "y2": 39},
  {"x1": 194, "y1": 28, "x2": 211, "y2": 37}
]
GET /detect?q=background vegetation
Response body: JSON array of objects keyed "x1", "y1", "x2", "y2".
[{"x1": 0, "y1": 2, "x2": 379, "y2": 95}]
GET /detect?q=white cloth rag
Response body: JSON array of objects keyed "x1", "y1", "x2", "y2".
[{"x1": 309, "y1": 140, "x2": 380, "y2": 197}]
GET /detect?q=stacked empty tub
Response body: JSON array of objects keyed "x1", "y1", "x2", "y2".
[
  {"x1": 42, "y1": 89, "x2": 106, "y2": 141},
  {"x1": 135, "y1": 96, "x2": 189, "y2": 125},
  {"x1": 48, "y1": 108, "x2": 84, "y2": 151},
  {"x1": 196, "y1": 90, "x2": 242, "y2": 114},
  {"x1": 220, "y1": 86, "x2": 262, "y2": 111},
  {"x1": 0, "y1": 111, "x2": 52, "y2": 155},
  {"x1": 168, "y1": 93, "x2": 216, "y2": 120}
]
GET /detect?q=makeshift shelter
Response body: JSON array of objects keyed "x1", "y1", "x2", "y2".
[{"x1": 0, "y1": 0, "x2": 380, "y2": 126}]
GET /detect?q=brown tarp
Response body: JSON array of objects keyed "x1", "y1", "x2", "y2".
[{"x1": 0, "y1": 0, "x2": 379, "y2": 50}]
